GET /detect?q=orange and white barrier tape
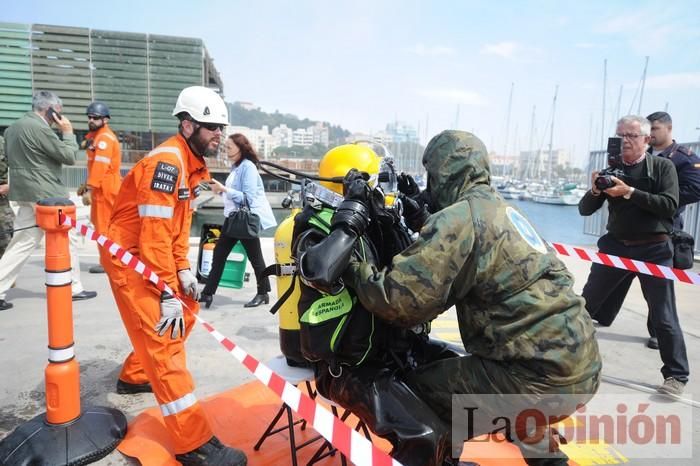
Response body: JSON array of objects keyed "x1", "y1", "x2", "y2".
[
  {"x1": 196, "y1": 315, "x2": 401, "y2": 466},
  {"x1": 59, "y1": 213, "x2": 175, "y2": 297},
  {"x1": 59, "y1": 213, "x2": 401, "y2": 466},
  {"x1": 549, "y1": 242, "x2": 700, "y2": 286}
]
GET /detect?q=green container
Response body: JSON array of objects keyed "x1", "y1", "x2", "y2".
[{"x1": 219, "y1": 242, "x2": 248, "y2": 289}]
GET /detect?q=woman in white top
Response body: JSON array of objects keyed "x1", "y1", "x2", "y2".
[{"x1": 200, "y1": 134, "x2": 277, "y2": 308}]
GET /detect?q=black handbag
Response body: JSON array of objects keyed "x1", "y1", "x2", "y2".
[
  {"x1": 671, "y1": 230, "x2": 695, "y2": 270},
  {"x1": 222, "y1": 196, "x2": 261, "y2": 239}
]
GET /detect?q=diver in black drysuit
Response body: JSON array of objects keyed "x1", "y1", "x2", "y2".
[{"x1": 293, "y1": 170, "x2": 463, "y2": 466}]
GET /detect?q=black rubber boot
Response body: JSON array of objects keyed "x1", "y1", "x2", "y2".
[
  {"x1": 175, "y1": 436, "x2": 247, "y2": 466},
  {"x1": 116, "y1": 379, "x2": 153, "y2": 395}
]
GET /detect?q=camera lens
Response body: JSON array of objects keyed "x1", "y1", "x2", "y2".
[{"x1": 594, "y1": 175, "x2": 614, "y2": 191}]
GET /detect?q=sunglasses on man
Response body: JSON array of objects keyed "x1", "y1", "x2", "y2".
[{"x1": 195, "y1": 121, "x2": 225, "y2": 132}]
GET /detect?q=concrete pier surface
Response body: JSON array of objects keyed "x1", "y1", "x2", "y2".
[{"x1": 0, "y1": 234, "x2": 698, "y2": 465}]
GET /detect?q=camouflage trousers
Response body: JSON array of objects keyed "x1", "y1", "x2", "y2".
[
  {"x1": 404, "y1": 354, "x2": 601, "y2": 466},
  {"x1": 0, "y1": 197, "x2": 14, "y2": 259}
]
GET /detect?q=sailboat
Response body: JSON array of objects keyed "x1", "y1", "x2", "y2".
[
  {"x1": 523, "y1": 85, "x2": 585, "y2": 206},
  {"x1": 530, "y1": 182, "x2": 585, "y2": 205}
]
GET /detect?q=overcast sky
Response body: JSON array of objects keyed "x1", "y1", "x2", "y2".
[{"x1": 5, "y1": 0, "x2": 700, "y2": 168}]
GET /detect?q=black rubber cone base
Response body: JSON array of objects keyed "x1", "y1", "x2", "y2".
[{"x1": 0, "y1": 406, "x2": 127, "y2": 466}]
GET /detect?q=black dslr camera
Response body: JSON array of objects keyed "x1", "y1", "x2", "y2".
[{"x1": 594, "y1": 137, "x2": 624, "y2": 191}]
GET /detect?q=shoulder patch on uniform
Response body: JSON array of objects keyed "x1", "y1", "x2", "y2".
[
  {"x1": 506, "y1": 206, "x2": 547, "y2": 254},
  {"x1": 97, "y1": 140, "x2": 107, "y2": 150},
  {"x1": 151, "y1": 161, "x2": 178, "y2": 194}
]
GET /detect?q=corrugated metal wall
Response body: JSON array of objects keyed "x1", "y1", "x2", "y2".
[
  {"x1": 31, "y1": 24, "x2": 92, "y2": 127},
  {"x1": 583, "y1": 141, "x2": 700, "y2": 257},
  {"x1": 148, "y1": 34, "x2": 204, "y2": 132},
  {"x1": 0, "y1": 23, "x2": 33, "y2": 127},
  {"x1": 0, "y1": 22, "x2": 211, "y2": 133},
  {"x1": 91, "y1": 29, "x2": 150, "y2": 131}
]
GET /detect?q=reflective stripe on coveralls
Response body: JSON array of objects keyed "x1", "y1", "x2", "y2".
[
  {"x1": 160, "y1": 392, "x2": 198, "y2": 416},
  {"x1": 137, "y1": 205, "x2": 174, "y2": 218}
]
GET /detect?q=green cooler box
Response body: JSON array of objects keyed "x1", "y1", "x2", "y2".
[{"x1": 219, "y1": 242, "x2": 248, "y2": 289}]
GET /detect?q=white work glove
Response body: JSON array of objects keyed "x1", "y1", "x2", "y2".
[
  {"x1": 156, "y1": 293, "x2": 184, "y2": 339},
  {"x1": 177, "y1": 269, "x2": 200, "y2": 301}
]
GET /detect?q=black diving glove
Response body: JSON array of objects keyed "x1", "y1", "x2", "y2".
[
  {"x1": 342, "y1": 168, "x2": 371, "y2": 202},
  {"x1": 397, "y1": 172, "x2": 420, "y2": 197},
  {"x1": 400, "y1": 194, "x2": 430, "y2": 232},
  {"x1": 331, "y1": 169, "x2": 371, "y2": 237}
]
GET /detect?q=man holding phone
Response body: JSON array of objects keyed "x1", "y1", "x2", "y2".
[{"x1": 0, "y1": 90, "x2": 97, "y2": 311}]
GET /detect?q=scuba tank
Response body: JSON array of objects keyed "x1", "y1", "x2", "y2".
[
  {"x1": 273, "y1": 208, "x2": 307, "y2": 366},
  {"x1": 196, "y1": 224, "x2": 221, "y2": 283},
  {"x1": 200, "y1": 243, "x2": 215, "y2": 277}
]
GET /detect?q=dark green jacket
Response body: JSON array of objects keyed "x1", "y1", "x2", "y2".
[
  {"x1": 579, "y1": 154, "x2": 678, "y2": 239},
  {"x1": 4, "y1": 112, "x2": 78, "y2": 202},
  {"x1": 0, "y1": 135, "x2": 7, "y2": 185},
  {"x1": 345, "y1": 130, "x2": 601, "y2": 385}
]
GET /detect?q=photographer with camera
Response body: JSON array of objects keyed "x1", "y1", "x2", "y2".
[{"x1": 579, "y1": 115, "x2": 689, "y2": 397}]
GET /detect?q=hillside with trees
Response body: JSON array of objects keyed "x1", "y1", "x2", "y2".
[{"x1": 227, "y1": 102, "x2": 350, "y2": 144}]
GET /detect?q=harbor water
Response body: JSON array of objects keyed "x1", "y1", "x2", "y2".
[
  {"x1": 507, "y1": 199, "x2": 598, "y2": 247},
  {"x1": 194, "y1": 199, "x2": 599, "y2": 247}
]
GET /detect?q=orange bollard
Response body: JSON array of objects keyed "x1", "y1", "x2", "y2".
[
  {"x1": 36, "y1": 201, "x2": 81, "y2": 424},
  {"x1": 0, "y1": 198, "x2": 127, "y2": 466}
]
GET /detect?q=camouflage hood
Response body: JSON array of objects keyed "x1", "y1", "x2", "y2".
[{"x1": 422, "y1": 130, "x2": 491, "y2": 211}]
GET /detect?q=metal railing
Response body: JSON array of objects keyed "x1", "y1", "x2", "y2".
[{"x1": 583, "y1": 141, "x2": 700, "y2": 257}]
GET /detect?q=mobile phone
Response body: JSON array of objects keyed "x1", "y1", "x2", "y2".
[{"x1": 46, "y1": 107, "x2": 62, "y2": 122}]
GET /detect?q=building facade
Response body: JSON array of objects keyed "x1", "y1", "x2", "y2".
[{"x1": 0, "y1": 22, "x2": 224, "y2": 162}]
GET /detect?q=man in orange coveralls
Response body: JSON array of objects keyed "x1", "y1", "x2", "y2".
[
  {"x1": 106, "y1": 86, "x2": 247, "y2": 466},
  {"x1": 78, "y1": 101, "x2": 121, "y2": 273}
]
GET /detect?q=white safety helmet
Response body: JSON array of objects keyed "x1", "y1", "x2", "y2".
[{"x1": 172, "y1": 86, "x2": 228, "y2": 125}]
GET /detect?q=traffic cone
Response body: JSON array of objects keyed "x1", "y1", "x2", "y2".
[{"x1": 0, "y1": 198, "x2": 127, "y2": 465}]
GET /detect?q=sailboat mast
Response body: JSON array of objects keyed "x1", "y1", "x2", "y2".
[
  {"x1": 601, "y1": 58, "x2": 607, "y2": 149},
  {"x1": 638, "y1": 56, "x2": 649, "y2": 114},
  {"x1": 612, "y1": 84, "x2": 623, "y2": 130},
  {"x1": 503, "y1": 82, "x2": 514, "y2": 177},
  {"x1": 527, "y1": 105, "x2": 536, "y2": 180},
  {"x1": 547, "y1": 85, "x2": 559, "y2": 184}
]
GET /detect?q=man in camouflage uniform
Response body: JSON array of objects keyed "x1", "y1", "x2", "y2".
[
  {"x1": 342, "y1": 130, "x2": 602, "y2": 465},
  {"x1": 0, "y1": 135, "x2": 15, "y2": 259}
]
